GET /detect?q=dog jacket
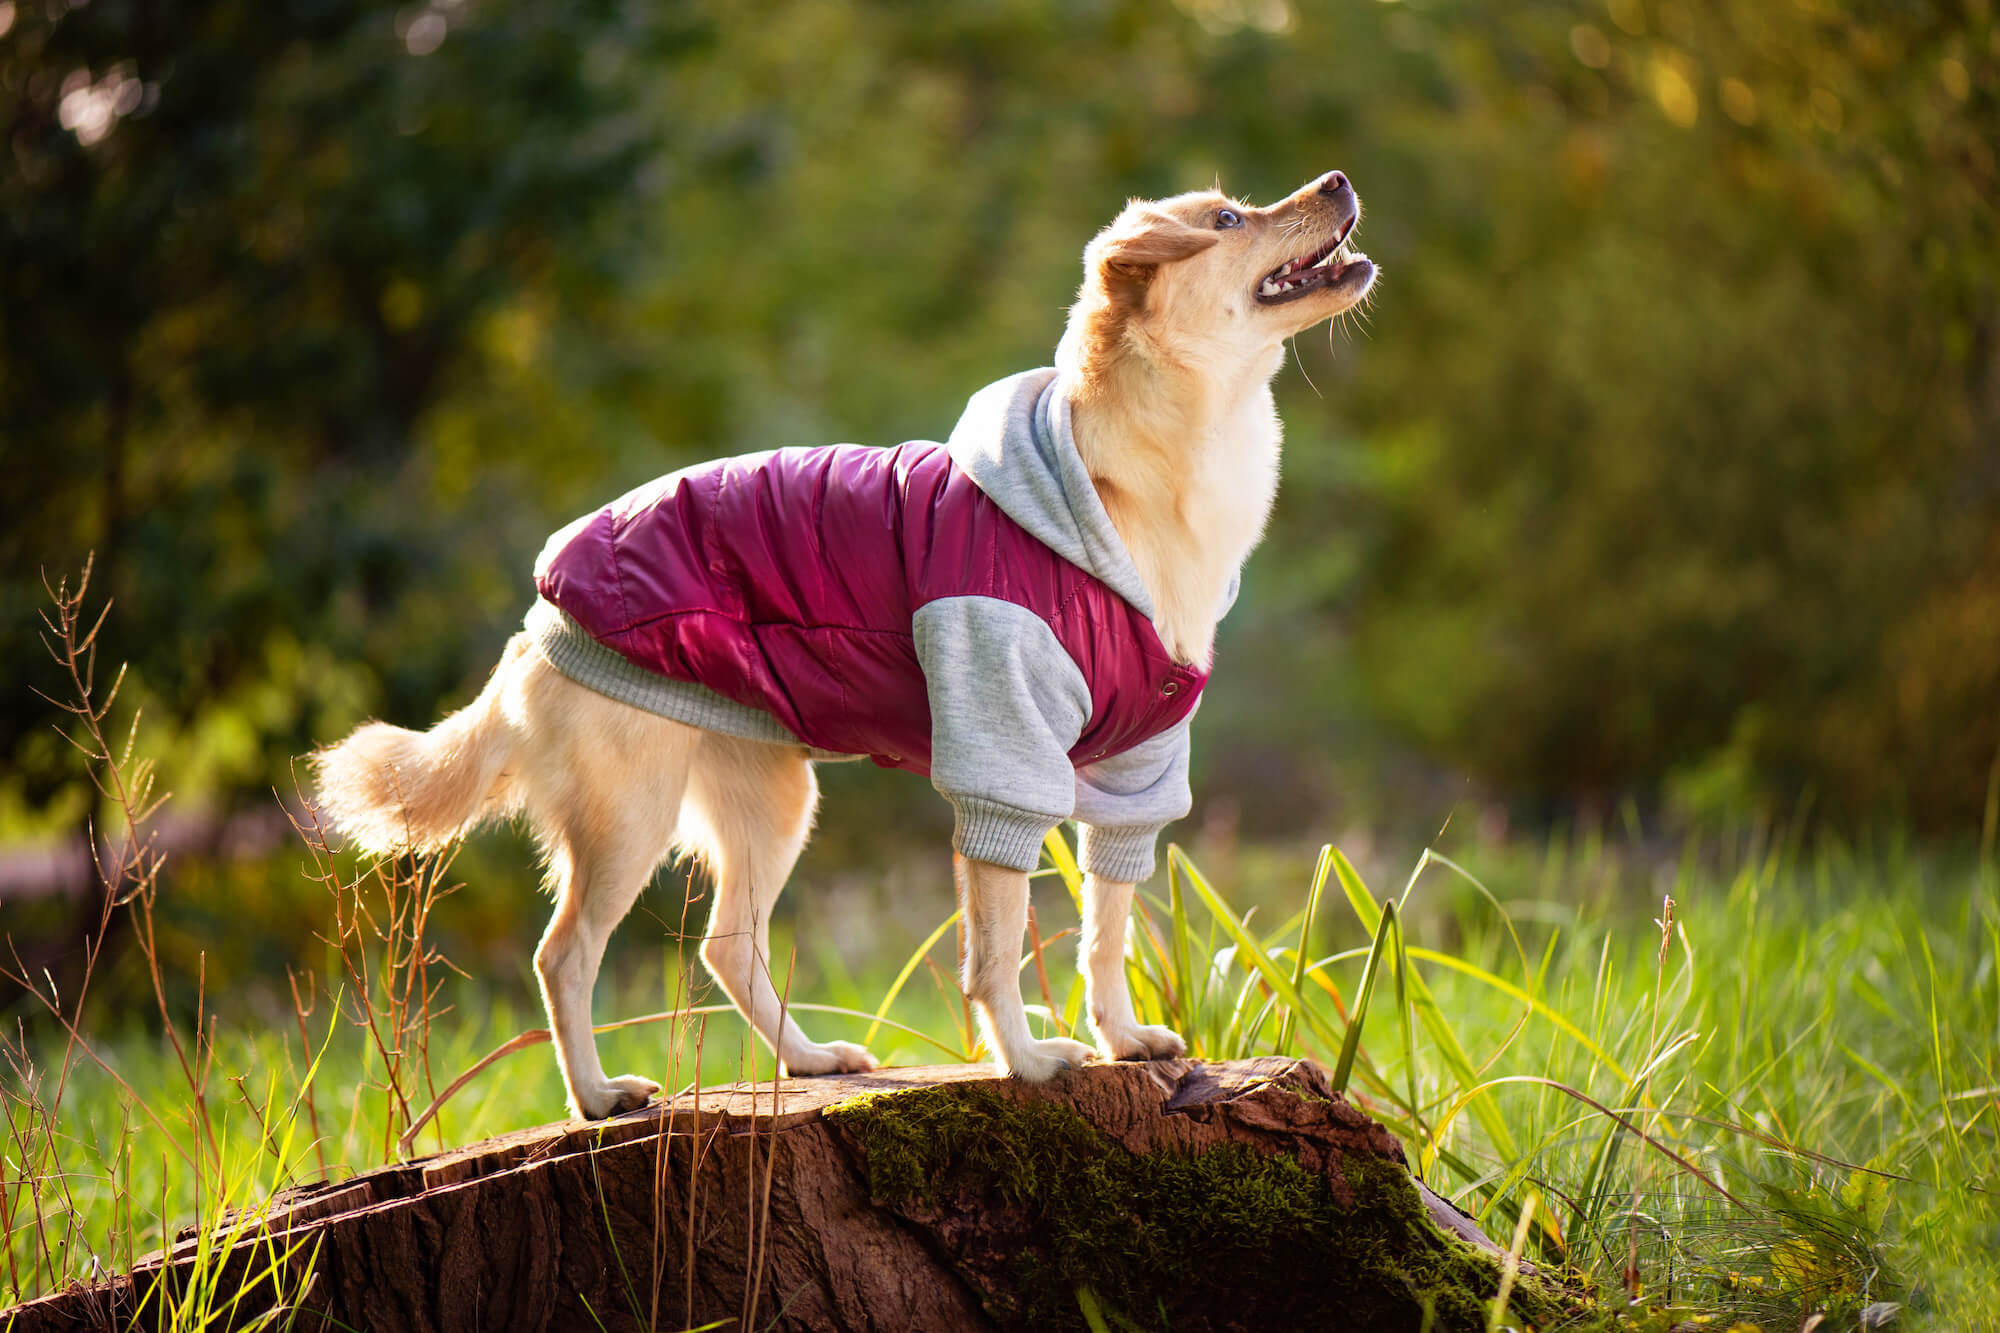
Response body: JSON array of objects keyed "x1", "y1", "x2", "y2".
[{"x1": 528, "y1": 369, "x2": 1234, "y2": 882}]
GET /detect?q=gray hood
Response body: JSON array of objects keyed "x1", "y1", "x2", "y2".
[{"x1": 944, "y1": 368, "x2": 1156, "y2": 618}]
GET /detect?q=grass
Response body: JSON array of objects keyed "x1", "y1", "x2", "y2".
[
  {"x1": 9, "y1": 825, "x2": 1994, "y2": 1329},
  {"x1": 4, "y1": 569, "x2": 1995, "y2": 1328},
  {"x1": 1047, "y1": 825, "x2": 1996, "y2": 1328}
]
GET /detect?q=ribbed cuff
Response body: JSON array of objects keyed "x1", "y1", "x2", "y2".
[
  {"x1": 1076, "y1": 823, "x2": 1162, "y2": 884},
  {"x1": 951, "y1": 798, "x2": 1061, "y2": 873}
]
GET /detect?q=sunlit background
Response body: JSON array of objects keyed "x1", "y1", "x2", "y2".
[{"x1": 3, "y1": 0, "x2": 1995, "y2": 1008}]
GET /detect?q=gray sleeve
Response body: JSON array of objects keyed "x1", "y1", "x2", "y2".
[
  {"x1": 913, "y1": 597, "x2": 1090, "y2": 872},
  {"x1": 1072, "y1": 710, "x2": 1194, "y2": 884}
]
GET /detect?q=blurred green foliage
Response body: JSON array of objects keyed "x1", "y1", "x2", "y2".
[
  {"x1": 1336, "y1": 0, "x2": 2000, "y2": 823},
  {"x1": 1, "y1": 0, "x2": 676, "y2": 831},
  {"x1": 3, "y1": 0, "x2": 1996, "y2": 841}
]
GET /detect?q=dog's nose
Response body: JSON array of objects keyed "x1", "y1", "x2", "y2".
[{"x1": 1317, "y1": 170, "x2": 1350, "y2": 197}]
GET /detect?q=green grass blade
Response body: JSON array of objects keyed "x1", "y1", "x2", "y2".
[
  {"x1": 1333, "y1": 850, "x2": 1521, "y2": 1164},
  {"x1": 1042, "y1": 826, "x2": 1086, "y2": 915},
  {"x1": 1171, "y1": 847, "x2": 1351, "y2": 1063},
  {"x1": 862, "y1": 910, "x2": 962, "y2": 1050},
  {"x1": 1392, "y1": 902, "x2": 1424, "y2": 1148},
  {"x1": 1075, "y1": 1285, "x2": 1113, "y2": 1333},
  {"x1": 1277, "y1": 845, "x2": 1333, "y2": 1056},
  {"x1": 1167, "y1": 848, "x2": 1197, "y2": 1053},
  {"x1": 786, "y1": 1004, "x2": 968, "y2": 1060},
  {"x1": 1333, "y1": 900, "x2": 1397, "y2": 1096},
  {"x1": 1405, "y1": 948, "x2": 1631, "y2": 1084}
]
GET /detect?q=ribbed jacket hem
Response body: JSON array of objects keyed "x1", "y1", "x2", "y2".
[
  {"x1": 950, "y1": 797, "x2": 1060, "y2": 873},
  {"x1": 524, "y1": 600, "x2": 807, "y2": 747},
  {"x1": 1076, "y1": 823, "x2": 1162, "y2": 885}
]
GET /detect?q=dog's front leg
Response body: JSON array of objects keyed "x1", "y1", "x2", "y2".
[
  {"x1": 956, "y1": 854, "x2": 1096, "y2": 1080},
  {"x1": 1080, "y1": 874, "x2": 1187, "y2": 1061}
]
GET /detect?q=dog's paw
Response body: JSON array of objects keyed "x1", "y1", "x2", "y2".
[
  {"x1": 1096, "y1": 1021, "x2": 1187, "y2": 1062},
  {"x1": 1001, "y1": 1036, "x2": 1098, "y2": 1082},
  {"x1": 782, "y1": 1040, "x2": 878, "y2": 1077},
  {"x1": 574, "y1": 1073, "x2": 660, "y2": 1121}
]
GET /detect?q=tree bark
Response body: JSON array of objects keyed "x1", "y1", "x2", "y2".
[{"x1": 2, "y1": 1058, "x2": 1583, "y2": 1332}]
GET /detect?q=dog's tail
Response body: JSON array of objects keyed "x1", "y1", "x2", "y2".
[{"x1": 312, "y1": 647, "x2": 523, "y2": 855}]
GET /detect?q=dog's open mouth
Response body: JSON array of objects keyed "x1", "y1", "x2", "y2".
[{"x1": 1256, "y1": 217, "x2": 1369, "y2": 304}]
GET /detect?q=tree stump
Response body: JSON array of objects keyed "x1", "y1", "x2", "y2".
[{"x1": 2, "y1": 1057, "x2": 1585, "y2": 1331}]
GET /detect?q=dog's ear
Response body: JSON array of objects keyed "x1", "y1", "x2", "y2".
[{"x1": 1087, "y1": 208, "x2": 1219, "y2": 292}]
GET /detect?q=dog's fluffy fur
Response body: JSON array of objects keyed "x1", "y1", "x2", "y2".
[{"x1": 314, "y1": 172, "x2": 1376, "y2": 1120}]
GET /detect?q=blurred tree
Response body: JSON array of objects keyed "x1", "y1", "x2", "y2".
[
  {"x1": 1, "y1": 0, "x2": 672, "y2": 828},
  {"x1": 1330, "y1": 0, "x2": 2000, "y2": 825}
]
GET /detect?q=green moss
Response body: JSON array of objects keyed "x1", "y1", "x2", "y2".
[{"x1": 824, "y1": 1082, "x2": 1577, "y2": 1332}]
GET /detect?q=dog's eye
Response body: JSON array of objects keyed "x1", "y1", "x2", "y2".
[{"x1": 1215, "y1": 208, "x2": 1244, "y2": 229}]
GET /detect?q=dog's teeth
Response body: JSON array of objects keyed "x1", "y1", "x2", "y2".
[{"x1": 1260, "y1": 279, "x2": 1278, "y2": 296}]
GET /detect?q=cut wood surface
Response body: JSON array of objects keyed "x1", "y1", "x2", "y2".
[{"x1": 3, "y1": 1057, "x2": 1583, "y2": 1332}]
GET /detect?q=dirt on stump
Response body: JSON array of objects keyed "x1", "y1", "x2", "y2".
[{"x1": 1, "y1": 1057, "x2": 1588, "y2": 1332}]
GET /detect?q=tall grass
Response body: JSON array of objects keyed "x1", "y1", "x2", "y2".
[
  {"x1": 1045, "y1": 828, "x2": 1997, "y2": 1329},
  {"x1": 4, "y1": 569, "x2": 1993, "y2": 1329},
  {"x1": 1, "y1": 562, "x2": 331, "y2": 1330},
  {"x1": 12, "y1": 825, "x2": 1990, "y2": 1329}
]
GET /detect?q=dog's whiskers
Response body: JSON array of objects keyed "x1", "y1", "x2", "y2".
[
  {"x1": 1355, "y1": 285, "x2": 1381, "y2": 338},
  {"x1": 1289, "y1": 334, "x2": 1323, "y2": 398}
]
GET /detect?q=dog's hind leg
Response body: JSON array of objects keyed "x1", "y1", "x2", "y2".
[
  {"x1": 681, "y1": 734, "x2": 876, "y2": 1077},
  {"x1": 537, "y1": 830, "x2": 679, "y2": 1120},
  {"x1": 521, "y1": 669, "x2": 697, "y2": 1120}
]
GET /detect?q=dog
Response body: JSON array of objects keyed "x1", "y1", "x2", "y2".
[{"x1": 313, "y1": 170, "x2": 1375, "y2": 1121}]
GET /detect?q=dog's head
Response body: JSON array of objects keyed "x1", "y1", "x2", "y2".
[{"x1": 1062, "y1": 171, "x2": 1375, "y2": 375}]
